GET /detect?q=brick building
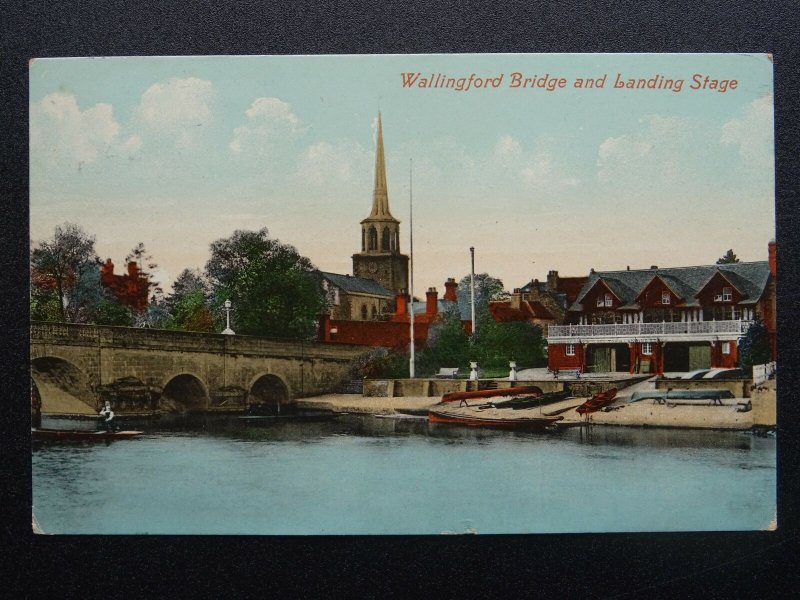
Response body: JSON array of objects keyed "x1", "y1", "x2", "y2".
[
  {"x1": 488, "y1": 270, "x2": 588, "y2": 335},
  {"x1": 545, "y1": 242, "x2": 777, "y2": 375},
  {"x1": 100, "y1": 259, "x2": 150, "y2": 312}
]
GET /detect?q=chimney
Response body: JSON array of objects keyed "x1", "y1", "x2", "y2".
[
  {"x1": 444, "y1": 278, "x2": 458, "y2": 302},
  {"x1": 395, "y1": 289, "x2": 408, "y2": 316},
  {"x1": 100, "y1": 258, "x2": 114, "y2": 283},
  {"x1": 510, "y1": 289, "x2": 521, "y2": 310},
  {"x1": 546, "y1": 270, "x2": 559, "y2": 291},
  {"x1": 768, "y1": 240, "x2": 776, "y2": 277},
  {"x1": 127, "y1": 261, "x2": 139, "y2": 277},
  {"x1": 650, "y1": 265, "x2": 658, "y2": 270},
  {"x1": 426, "y1": 288, "x2": 438, "y2": 316}
]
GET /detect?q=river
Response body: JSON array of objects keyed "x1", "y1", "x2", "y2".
[{"x1": 32, "y1": 414, "x2": 776, "y2": 535}]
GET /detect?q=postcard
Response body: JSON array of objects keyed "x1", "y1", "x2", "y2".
[{"x1": 29, "y1": 53, "x2": 776, "y2": 535}]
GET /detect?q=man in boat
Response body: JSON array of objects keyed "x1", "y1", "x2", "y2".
[{"x1": 99, "y1": 401, "x2": 115, "y2": 432}]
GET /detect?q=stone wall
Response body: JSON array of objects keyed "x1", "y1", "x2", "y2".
[{"x1": 31, "y1": 322, "x2": 367, "y2": 413}]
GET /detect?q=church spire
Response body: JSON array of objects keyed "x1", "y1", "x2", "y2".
[{"x1": 368, "y1": 112, "x2": 396, "y2": 220}]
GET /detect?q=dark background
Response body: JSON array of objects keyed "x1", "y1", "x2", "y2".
[{"x1": 2, "y1": 1, "x2": 798, "y2": 597}]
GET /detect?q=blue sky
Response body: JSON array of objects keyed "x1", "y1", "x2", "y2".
[{"x1": 30, "y1": 53, "x2": 774, "y2": 294}]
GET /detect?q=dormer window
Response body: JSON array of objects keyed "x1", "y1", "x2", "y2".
[
  {"x1": 661, "y1": 291, "x2": 671, "y2": 305},
  {"x1": 722, "y1": 287, "x2": 732, "y2": 302}
]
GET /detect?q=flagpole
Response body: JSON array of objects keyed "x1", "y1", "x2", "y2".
[
  {"x1": 409, "y1": 159, "x2": 415, "y2": 378},
  {"x1": 470, "y1": 246, "x2": 476, "y2": 336}
]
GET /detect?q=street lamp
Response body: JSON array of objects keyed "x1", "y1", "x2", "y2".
[{"x1": 222, "y1": 299, "x2": 235, "y2": 335}]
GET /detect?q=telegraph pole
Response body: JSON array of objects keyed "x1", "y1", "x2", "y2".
[{"x1": 470, "y1": 246, "x2": 476, "y2": 336}]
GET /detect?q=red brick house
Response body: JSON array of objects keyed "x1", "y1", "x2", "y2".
[
  {"x1": 488, "y1": 270, "x2": 588, "y2": 335},
  {"x1": 318, "y1": 277, "x2": 473, "y2": 348},
  {"x1": 100, "y1": 259, "x2": 150, "y2": 312},
  {"x1": 546, "y1": 243, "x2": 776, "y2": 375}
]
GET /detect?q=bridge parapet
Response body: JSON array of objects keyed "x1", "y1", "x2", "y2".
[{"x1": 31, "y1": 322, "x2": 367, "y2": 360}]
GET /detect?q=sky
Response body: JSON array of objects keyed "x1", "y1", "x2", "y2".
[{"x1": 29, "y1": 53, "x2": 774, "y2": 295}]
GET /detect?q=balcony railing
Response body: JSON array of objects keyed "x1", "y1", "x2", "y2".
[{"x1": 547, "y1": 320, "x2": 752, "y2": 339}]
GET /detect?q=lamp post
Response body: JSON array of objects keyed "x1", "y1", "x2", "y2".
[{"x1": 222, "y1": 299, "x2": 235, "y2": 335}]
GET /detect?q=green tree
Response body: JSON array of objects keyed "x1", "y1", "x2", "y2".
[
  {"x1": 31, "y1": 223, "x2": 98, "y2": 321},
  {"x1": 93, "y1": 293, "x2": 133, "y2": 326},
  {"x1": 473, "y1": 318, "x2": 547, "y2": 370},
  {"x1": 205, "y1": 228, "x2": 325, "y2": 339},
  {"x1": 163, "y1": 268, "x2": 214, "y2": 331},
  {"x1": 457, "y1": 273, "x2": 508, "y2": 315},
  {"x1": 738, "y1": 318, "x2": 771, "y2": 374},
  {"x1": 418, "y1": 310, "x2": 471, "y2": 375},
  {"x1": 716, "y1": 249, "x2": 740, "y2": 264}
]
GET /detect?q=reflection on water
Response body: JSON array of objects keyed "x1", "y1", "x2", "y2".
[{"x1": 32, "y1": 413, "x2": 776, "y2": 535}]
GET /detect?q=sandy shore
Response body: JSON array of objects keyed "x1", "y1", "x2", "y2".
[{"x1": 295, "y1": 376, "x2": 776, "y2": 430}]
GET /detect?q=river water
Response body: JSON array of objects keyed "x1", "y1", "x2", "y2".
[{"x1": 32, "y1": 414, "x2": 776, "y2": 535}]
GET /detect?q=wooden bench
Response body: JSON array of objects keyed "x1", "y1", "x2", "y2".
[
  {"x1": 435, "y1": 368, "x2": 460, "y2": 379},
  {"x1": 550, "y1": 368, "x2": 581, "y2": 380}
]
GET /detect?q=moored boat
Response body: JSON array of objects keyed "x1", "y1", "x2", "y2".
[
  {"x1": 575, "y1": 388, "x2": 618, "y2": 415},
  {"x1": 32, "y1": 428, "x2": 143, "y2": 441},
  {"x1": 439, "y1": 385, "x2": 543, "y2": 405},
  {"x1": 428, "y1": 409, "x2": 563, "y2": 430}
]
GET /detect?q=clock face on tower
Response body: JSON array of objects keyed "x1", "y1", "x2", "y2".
[{"x1": 368, "y1": 261, "x2": 378, "y2": 273}]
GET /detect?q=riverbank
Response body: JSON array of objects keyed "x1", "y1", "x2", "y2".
[{"x1": 295, "y1": 377, "x2": 777, "y2": 430}]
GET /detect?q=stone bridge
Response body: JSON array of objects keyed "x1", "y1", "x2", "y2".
[{"x1": 30, "y1": 322, "x2": 368, "y2": 415}]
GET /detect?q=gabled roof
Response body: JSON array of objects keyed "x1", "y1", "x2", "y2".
[
  {"x1": 568, "y1": 261, "x2": 770, "y2": 311},
  {"x1": 320, "y1": 272, "x2": 394, "y2": 297}
]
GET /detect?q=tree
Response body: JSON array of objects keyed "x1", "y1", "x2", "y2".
[
  {"x1": 738, "y1": 318, "x2": 771, "y2": 374},
  {"x1": 165, "y1": 268, "x2": 214, "y2": 332},
  {"x1": 717, "y1": 249, "x2": 740, "y2": 264},
  {"x1": 457, "y1": 273, "x2": 509, "y2": 315},
  {"x1": 31, "y1": 223, "x2": 98, "y2": 321},
  {"x1": 125, "y1": 242, "x2": 162, "y2": 314},
  {"x1": 473, "y1": 318, "x2": 547, "y2": 370},
  {"x1": 418, "y1": 310, "x2": 471, "y2": 374},
  {"x1": 205, "y1": 228, "x2": 325, "y2": 339}
]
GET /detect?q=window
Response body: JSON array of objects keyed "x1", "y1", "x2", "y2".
[
  {"x1": 722, "y1": 287, "x2": 733, "y2": 302},
  {"x1": 722, "y1": 342, "x2": 731, "y2": 355},
  {"x1": 661, "y1": 291, "x2": 671, "y2": 305},
  {"x1": 360, "y1": 305, "x2": 368, "y2": 320},
  {"x1": 642, "y1": 342, "x2": 653, "y2": 355},
  {"x1": 605, "y1": 293, "x2": 613, "y2": 307},
  {"x1": 330, "y1": 288, "x2": 340, "y2": 306},
  {"x1": 596, "y1": 296, "x2": 605, "y2": 308},
  {"x1": 566, "y1": 343, "x2": 575, "y2": 356}
]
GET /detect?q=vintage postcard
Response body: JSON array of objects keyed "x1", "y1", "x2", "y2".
[{"x1": 30, "y1": 53, "x2": 776, "y2": 534}]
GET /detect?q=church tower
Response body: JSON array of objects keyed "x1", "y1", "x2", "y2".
[{"x1": 352, "y1": 114, "x2": 409, "y2": 294}]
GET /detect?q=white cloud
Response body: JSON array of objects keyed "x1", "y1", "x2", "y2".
[
  {"x1": 31, "y1": 93, "x2": 121, "y2": 166},
  {"x1": 137, "y1": 77, "x2": 213, "y2": 129},
  {"x1": 595, "y1": 115, "x2": 696, "y2": 185},
  {"x1": 296, "y1": 140, "x2": 371, "y2": 186},
  {"x1": 229, "y1": 97, "x2": 304, "y2": 154},
  {"x1": 134, "y1": 77, "x2": 214, "y2": 149},
  {"x1": 493, "y1": 135, "x2": 579, "y2": 190},
  {"x1": 721, "y1": 94, "x2": 774, "y2": 169}
]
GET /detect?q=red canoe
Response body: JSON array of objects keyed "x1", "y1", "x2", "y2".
[
  {"x1": 428, "y1": 409, "x2": 563, "y2": 430},
  {"x1": 575, "y1": 388, "x2": 618, "y2": 415},
  {"x1": 440, "y1": 386, "x2": 543, "y2": 404},
  {"x1": 32, "y1": 428, "x2": 144, "y2": 441}
]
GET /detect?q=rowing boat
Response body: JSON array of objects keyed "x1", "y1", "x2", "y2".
[
  {"x1": 439, "y1": 385, "x2": 543, "y2": 404},
  {"x1": 428, "y1": 409, "x2": 563, "y2": 430},
  {"x1": 575, "y1": 388, "x2": 618, "y2": 415},
  {"x1": 31, "y1": 428, "x2": 143, "y2": 441}
]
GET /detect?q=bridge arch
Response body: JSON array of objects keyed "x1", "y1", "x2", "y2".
[
  {"x1": 161, "y1": 372, "x2": 209, "y2": 413},
  {"x1": 31, "y1": 355, "x2": 96, "y2": 414},
  {"x1": 248, "y1": 373, "x2": 290, "y2": 414}
]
